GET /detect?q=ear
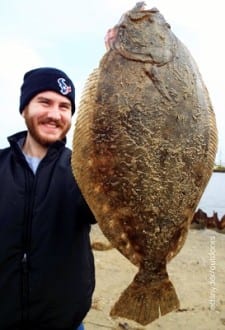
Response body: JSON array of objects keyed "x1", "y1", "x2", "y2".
[{"x1": 21, "y1": 108, "x2": 26, "y2": 118}]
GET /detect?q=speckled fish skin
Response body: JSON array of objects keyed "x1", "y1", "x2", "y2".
[{"x1": 71, "y1": 3, "x2": 218, "y2": 326}]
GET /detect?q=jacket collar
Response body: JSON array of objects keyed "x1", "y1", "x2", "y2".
[{"x1": 8, "y1": 131, "x2": 66, "y2": 148}]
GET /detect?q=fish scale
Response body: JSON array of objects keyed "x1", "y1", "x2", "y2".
[{"x1": 71, "y1": 3, "x2": 217, "y2": 326}]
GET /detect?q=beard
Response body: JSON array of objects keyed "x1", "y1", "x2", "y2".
[{"x1": 24, "y1": 113, "x2": 71, "y2": 147}]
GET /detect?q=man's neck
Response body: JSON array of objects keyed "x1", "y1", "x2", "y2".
[{"x1": 22, "y1": 133, "x2": 48, "y2": 159}]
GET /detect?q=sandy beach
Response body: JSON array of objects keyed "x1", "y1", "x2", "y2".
[{"x1": 84, "y1": 225, "x2": 225, "y2": 330}]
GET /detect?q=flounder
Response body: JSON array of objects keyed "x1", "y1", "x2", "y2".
[{"x1": 71, "y1": 2, "x2": 218, "y2": 325}]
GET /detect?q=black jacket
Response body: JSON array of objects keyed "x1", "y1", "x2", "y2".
[{"x1": 0, "y1": 131, "x2": 96, "y2": 330}]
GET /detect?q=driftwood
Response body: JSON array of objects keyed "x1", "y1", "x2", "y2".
[{"x1": 191, "y1": 208, "x2": 225, "y2": 231}]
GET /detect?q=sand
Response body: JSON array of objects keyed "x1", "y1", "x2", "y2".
[{"x1": 84, "y1": 225, "x2": 225, "y2": 330}]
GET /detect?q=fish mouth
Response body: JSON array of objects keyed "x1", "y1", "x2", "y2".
[
  {"x1": 104, "y1": 3, "x2": 160, "y2": 51},
  {"x1": 131, "y1": 2, "x2": 159, "y2": 13}
]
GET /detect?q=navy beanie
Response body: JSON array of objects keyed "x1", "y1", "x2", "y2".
[{"x1": 19, "y1": 67, "x2": 76, "y2": 115}]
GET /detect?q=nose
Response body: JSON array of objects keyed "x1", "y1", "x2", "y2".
[{"x1": 48, "y1": 106, "x2": 61, "y2": 120}]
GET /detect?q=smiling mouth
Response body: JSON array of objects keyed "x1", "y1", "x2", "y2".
[
  {"x1": 39, "y1": 122, "x2": 62, "y2": 133},
  {"x1": 40, "y1": 119, "x2": 62, "y2": 128},
  {"x1": 44, "y1": 123, "x2": 59, "y2": 128}
]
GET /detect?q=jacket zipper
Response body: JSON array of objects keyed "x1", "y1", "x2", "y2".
[
  {"x1": 21, "y1": 252, "x2": 29, "y2": 321},
  {"x1": 21, "y1": 166, "x2": 36, "y2": 322}
]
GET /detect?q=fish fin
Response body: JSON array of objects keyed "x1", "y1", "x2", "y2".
[{"x1": 110, "y1": 278, "x2": 180, "y2": 325}]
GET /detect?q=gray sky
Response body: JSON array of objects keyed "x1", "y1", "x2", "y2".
[{"x1": 0, "y1": 0, "x2": 224, "y2": 164}]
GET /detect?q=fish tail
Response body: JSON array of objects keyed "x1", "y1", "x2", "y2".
[{"x1": 110, "y1": 278, "x2": 180, "y2": 325}]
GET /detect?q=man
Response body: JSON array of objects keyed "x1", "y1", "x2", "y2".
[{"x1": 0, "y1": 67, "x2": 96, "y2": 329}]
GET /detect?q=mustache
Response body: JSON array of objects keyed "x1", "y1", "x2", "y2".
[{"x1": 39, "y1": 118, "x2": 63, "y2": 127}]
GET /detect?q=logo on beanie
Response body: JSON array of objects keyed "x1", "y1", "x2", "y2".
[{"x1": 57, "y1": 78, "x2": 72, "y2": 95}]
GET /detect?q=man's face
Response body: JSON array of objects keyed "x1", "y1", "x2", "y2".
[{"x1": 22, "y1": 91, "x2": 72, "y2": 146}]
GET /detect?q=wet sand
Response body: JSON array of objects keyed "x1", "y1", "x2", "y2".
[{"x1": 84, "y1": 226, "x2": 225, "y2": 330}]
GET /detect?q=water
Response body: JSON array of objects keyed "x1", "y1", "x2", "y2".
[{"x1": 197, "y1": 172, "x2": 225, "y2": 218}]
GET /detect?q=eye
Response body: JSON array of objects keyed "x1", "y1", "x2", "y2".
[
  {"x1": 165, "y1": 22, "x2": 171, "y2": 29},
  {"x1": 60, "y1": 103, "x2": 71, "y2": 111},
  {"x1": 39, "y1": 99, "x2": 50, "y2": 106}
]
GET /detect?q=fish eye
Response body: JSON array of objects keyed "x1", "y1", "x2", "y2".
[{"x1": 165, "y1": 22, "x2": 171, "y2": 29}]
